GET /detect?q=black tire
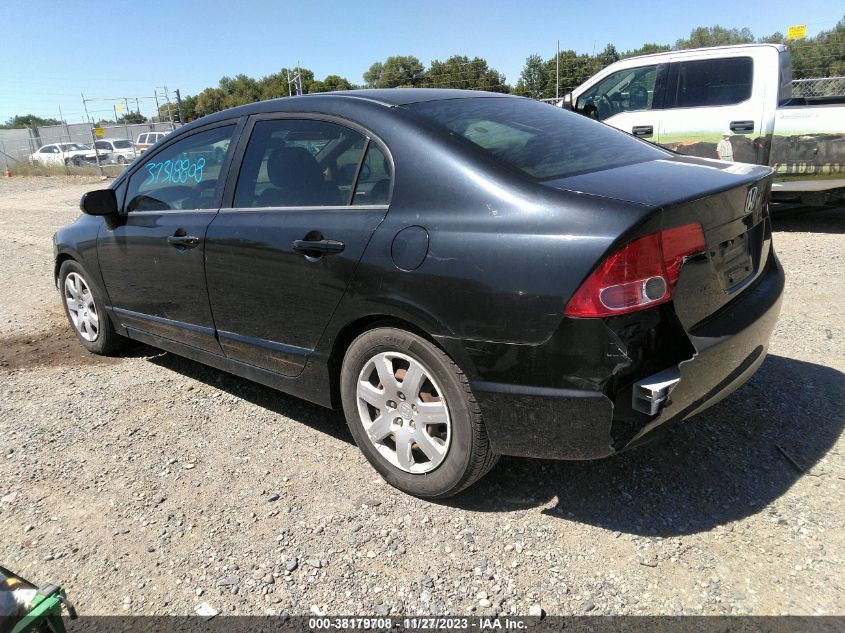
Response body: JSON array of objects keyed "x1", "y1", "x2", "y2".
[
  {"x1": 117, "y1": 155, "x2": 126, "y2": 164},
  {"x1": 58, "y1": 259, "x2": 125, "y2": 355},
  {"x1": 340, "y1": 327, "x2": 498, "y2": 498}
]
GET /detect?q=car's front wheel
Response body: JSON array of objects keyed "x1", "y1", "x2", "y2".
[
  {"x1": 59, "y1": 260, "x2": 124, "y2": 355},
  {"x1": 341, "y1": 327, "x2": 498, "y2": 498}
]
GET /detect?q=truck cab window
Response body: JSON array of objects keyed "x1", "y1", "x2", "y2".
[
  {"x1": 575, "y1": 65, "x2": 660, "y2": 120},
  {"x1": 665, "y1": 57, "x2": 753, "y2": 108}
]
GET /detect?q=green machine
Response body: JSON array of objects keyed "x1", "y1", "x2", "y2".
[{"x1": 0, "y1": 566, "x2": 76, "y2": 633}]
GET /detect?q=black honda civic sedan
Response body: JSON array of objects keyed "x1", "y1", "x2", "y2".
[{"x1": 54, "y1": 89, "x2": 784, "y2": 497}]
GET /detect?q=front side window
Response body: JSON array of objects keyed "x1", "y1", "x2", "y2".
[
  {"x1": 575, "y1": 65, "x2": 660, "y2": 120},
  {"x1": 666, "y1": 57, "x2": 753, "y2": 108},
  {"x1": 408, "y1": 97, "x2": 667, "y2": 181},
  {"x1": 137, "y1": 134, "x2": 148, "y2": 144},
  {"x1": 113, "y1": 140, "x2": 133, "y2": 149},
  {"x1": 94, "y1": 141, "x2": 111, "y2": 150},
  {"x1": 124, "y1": 125, "x2": 235, "y2": 212},
  {"x1": 233, "y1": 119, "x2": 366, "y2": 208}
]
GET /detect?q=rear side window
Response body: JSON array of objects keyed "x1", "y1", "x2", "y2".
[
  {"x1": 665, "y1": 57, "x2": 753, "y2": 108},
  {"x1": 407, "y1": 97, "x2": 667, "y2": 180},
  {"x1": 353, "y1": 144, "x2": 391, "y2": 205},
  {"x1": 125, "y1": 125, "x2": 235, "y2": 212},
  {"x1": 233, "y1": 119, "x2": 366, "y2": 208}
]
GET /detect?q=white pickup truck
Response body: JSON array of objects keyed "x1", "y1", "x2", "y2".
[{"x1": 565, "y1": 44, "x2": 845, "y2": 205}]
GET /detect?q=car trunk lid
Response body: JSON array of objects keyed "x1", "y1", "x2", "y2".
[{"x1": 546, "y1": 156, "x2": 776, "y2": 329}]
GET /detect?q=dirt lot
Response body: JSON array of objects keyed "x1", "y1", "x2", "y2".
[{"x1": 0, "y1": 176, "x2": 842, "y2": 617}]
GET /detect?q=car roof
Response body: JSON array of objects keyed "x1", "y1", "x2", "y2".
[
  {"x1": 297, "y1": 88, "x2": 517, "y2": 106},
  {"x1": 173, "y1": 88, "x2": 521, "y2": 137}
]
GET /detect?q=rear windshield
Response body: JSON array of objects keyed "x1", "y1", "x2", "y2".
[{"x1": 406, "y1": 97, "x2": 667, "y2": 180}]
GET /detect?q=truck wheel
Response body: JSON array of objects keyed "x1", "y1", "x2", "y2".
[{"x1": 340, "y1": 327, "x2": 498, "y2": 498}]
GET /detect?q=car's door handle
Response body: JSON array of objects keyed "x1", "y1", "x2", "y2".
[
  {"x1": 729, "y1": 120, "x2": 755, "y2": 133},
  {"x1": 632, "y1": 125, "x2": 653, "y2": 137},
  {"x1": 293, "y1": 239, "x2": 345, "y2": 256},
  {"x1": 167, "y1": 235, "x2": 200, "y2": 249}
]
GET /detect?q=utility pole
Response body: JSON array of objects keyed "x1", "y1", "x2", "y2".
[
  {"x1": 556, "y1": 39, "x2": 560, "y2": 100},
  {"x1": 163, "y1": 86, "x2": 175, "y2": 130},
  {"x1": 175, "y1": 89, "x2": 185, "y2": 124}
]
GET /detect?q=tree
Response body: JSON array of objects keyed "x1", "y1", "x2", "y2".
[
  {"x1": 117, "y1": 111, "x2": 146, "y2": 124},
  {"x1": 309, "y1": 74, "x2": 354, "y2": 93},
  {"x1": 623, "y1": 43, "x2": 671, "y2": 58},
  {"x1": 363, "y1": 56, "x2": 425, "y2": 88},
  {"x1": 2, "y1": 114, "x2": 61, "y2": 129},
  {"x1": 194, "y1": 87, "x2": 226, "y2": 118},
  {"x1": 675, "y1": 25, "x2": 755, "y2": 49},
  {"x1": 425, "y1": 55, "x2": 508, "y2": 92},
  {"x1": 180, "y1": 94, "x2": 198, "y2": 122},
  {"x1": 514, "y1": 54, "x2": 547, "y2": 98},
  {"x1": 597, "y1": 44, "x2": 620, "y2": 67}
]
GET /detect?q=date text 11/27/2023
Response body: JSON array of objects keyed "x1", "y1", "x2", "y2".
[{"x1": 308, "y1": 617, "x2": 528, "y2": 630}]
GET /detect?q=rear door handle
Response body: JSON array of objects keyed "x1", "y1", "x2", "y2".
[
  {"x1": 632, "y1": 125, "x2": 653, "y2": 137},
  {"x1": 167, "y1": 235, "x2": 200, "y2": 249},
  {"x1": 729, "y1": 120, "x2": 755, "y2": 133},
  {"x1": 292, "y1": 239, "x2": 345, "y2": 256}
]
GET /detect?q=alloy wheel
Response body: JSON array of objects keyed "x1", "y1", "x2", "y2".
[
  {"x1": 356, "y1": 351, "x2": 451, "y2": 474},
  {"x1": 64, "y1": 272, "x2": 99, "y2": 341}
]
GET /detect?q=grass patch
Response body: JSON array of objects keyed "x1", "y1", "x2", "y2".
[{"x1": 4, "y1": 160, "x2": 107, "y2": 177}]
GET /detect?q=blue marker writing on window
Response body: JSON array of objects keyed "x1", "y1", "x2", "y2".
[{"x1": 144, "y1": 156, "x2": 206, "y2": 186}]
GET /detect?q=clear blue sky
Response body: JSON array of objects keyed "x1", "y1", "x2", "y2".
[{"x1": 1, "y1": 0, "x2": 841, "y2": 123}]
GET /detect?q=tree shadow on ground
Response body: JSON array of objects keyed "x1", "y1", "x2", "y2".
[{"x1": 446, "y1": 354, "x2": 844, "y2": 536}]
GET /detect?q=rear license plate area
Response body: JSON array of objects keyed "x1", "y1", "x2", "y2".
[{"x1": 717, "y1": 231, "x2": 753, "y2": 290}]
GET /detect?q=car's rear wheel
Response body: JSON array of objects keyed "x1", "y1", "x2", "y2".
[
  {"x1": 59, "y1": 260, "x2": 124, "y2": 355},
  {"x1": 117, "y1": 155, "x2": 126, "y2": 164},
  {"x1": 340, "y1": 327, "x2": 498, "y2": 498}
]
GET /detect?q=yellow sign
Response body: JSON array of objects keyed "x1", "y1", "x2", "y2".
[
  {"x1": 787, "y1": 24, "x2": 807, "y2": 40},
  {"x1": 117, "y1": 104, "x2": 124, "y2": 112},
  {"x1": 93, "y1": 127, "x2": 105, "y2": 137}
]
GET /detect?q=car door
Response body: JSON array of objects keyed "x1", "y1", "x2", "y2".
[
  {"x1": 97, "y1": 120, "x2": 242, "y2": 353},
  {"x1": 573, "y1": 62, "x2": 667, "y2": 143},
  {"x1": 658, "y1": 55, "x2": 765, "y2": 165},
  {"x1": 39, "y1": 146, "x2": 60, "y2": 164},
  {"x1": 204, "y1": 115, "x2": 392, "y2": 376}
]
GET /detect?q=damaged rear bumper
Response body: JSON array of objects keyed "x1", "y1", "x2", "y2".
[{"x1": 447, "y1": 251, "x2": 785, "y2": 460}]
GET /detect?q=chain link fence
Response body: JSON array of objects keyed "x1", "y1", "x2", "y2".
[
  {"x1": 791, "y1": 76, "x2": 845, "y2": 98},
  {"x1": 0, "y1": 121, "x2": 180, "y2": 175}
]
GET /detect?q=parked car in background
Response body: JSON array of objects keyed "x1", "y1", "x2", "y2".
[
  {"x1": 55, "y1": 90, "x2": 783, "y2": 498},
  {"x1": 566, "y1": 43, "x2": 845, "y2": 206},
  {"x1": 134, "y1": 131, "x2": 170, "y2": 154},
  {"x1": 31, "y1": 143, "x2": 109, "y2": 166},
  {"x1": 94, "y1": 139, "x2": 137, "y2": 164}
]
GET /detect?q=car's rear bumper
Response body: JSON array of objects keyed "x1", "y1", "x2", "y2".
[{"x1": 457, "y1": 251, "x2": 785, "y2": 460}]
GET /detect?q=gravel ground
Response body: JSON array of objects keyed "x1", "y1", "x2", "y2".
[{"x1": 0, "y1": 176, "x2": 843, "y2": 617}]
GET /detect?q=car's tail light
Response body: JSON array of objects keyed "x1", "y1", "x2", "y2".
[{"x1": 565, "y1": 223, "x2": 706, "y2": 317}]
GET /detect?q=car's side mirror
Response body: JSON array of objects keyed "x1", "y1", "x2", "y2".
[
  {"x1": 80, "y1": 189, "x2": 117, "y2": 216},
  {"x1": 562, "y1": 92, "x2": 574, "y2": 111}
]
